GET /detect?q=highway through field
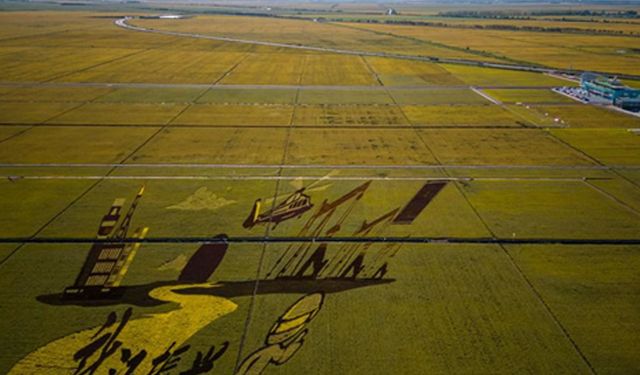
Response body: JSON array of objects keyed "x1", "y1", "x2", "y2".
[{"x1": 115, "y1": 17, "x2": 640, "y2": 80}]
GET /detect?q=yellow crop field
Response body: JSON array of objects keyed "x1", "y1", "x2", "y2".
[
  {"x1": 442, "y1": 64, "x2": 570, "y2": 86},
  {"x1": 197, "y1": 88, "x2": 297, "y2": 104},
  {"x1": 420, "y1": 128, "x2": 594, "y2": 165},
  {"x1": 0, "y1": 126, "x2": 157, "y2": 163},
  {"x1": 129, "y1": 127, "x2": 287, "y2": 164},
  {"x1": 297, "y1": 89, "x2": 393, "y2": 104},
  {"x1": 518, "y1": 105, "x2": 640, "y2": 128},
  {"x1": 0, "y1": 102, "x2": 80, "y2": 124},
  {"x1": 292, "y1": 104, "x2": 408, "y2": 125},
  {"x1": 172, "y1": 104, "x2": 294, "y2": 126},
  {"x1": 463, "y1": 180, "x2": 640, "y2": 238},
  {"x1": 550, "y1": 128, "x2": 640, "y2": 165},
  {"x1": 50, "y1": 102, "x2": 189, "y2": 125},
  {"x1": 300, "y1": 54, "x2": 378, "y2": 86},
  {"x1": 286, "y1": 128, "x2": 437, "y2": 164},
  {"x1": 97, "y1": 87, "x2": 206, "y2": 103},
  {"x1": 389, "y1": 88, "x2": 487, "y2": 104},
  {"x1": 482, "y1": 89, "x2": 575, "y2": 103},
  {"x1": 508, "y1": 244, "x2": 640, "y2": 373},
  {"x1": 220, "y1": 52, "x2": 306, "y2": 85},
  {"x1": 132, "y1": 15, "x2": 486, "y2": 60},
  {"x1": 60, "y1": 49, "x2": 248, "y2": 84},
  {"x1": 349, "y1": 23, "x2": 640, "y2": 75},
  {"x1": 0, "y1": 87, "x2": 113, "y2": 102},
  {"x1": 403, "y1": 105, "x2": 525, "y2": 126},
  {"x1": 2, "y1": 8, "x2": 640, "y2": 375},
  {"x1": 365, "y1": 57, "x2": 465, "y2": 86}
]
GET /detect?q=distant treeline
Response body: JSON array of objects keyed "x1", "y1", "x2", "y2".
[
  {"x1": 438, "y1": 10, "x2": 638, "y2": 19},
  {"x1": 335, "y1": 18, "x2": 639, "y2": 37}
]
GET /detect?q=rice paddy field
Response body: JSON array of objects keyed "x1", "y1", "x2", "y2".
[{"x1": 0, "y1": 6, "x2": 639, "y2": 375}]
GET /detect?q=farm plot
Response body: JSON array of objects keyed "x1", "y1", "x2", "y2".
[
  {"x1": 507, "y1": 244, "x2": 640, "y2": 374},
  {"x1": 550, "y1": 129, "x2": 640, "y2": 165},
  {"x1": 0, "y1": 179, "x2": 94, "y2": 237},
  {"x1": 442, "y1": 64, "x2": 570, "y2": 87},
  {"x1": 0, "y1": 46, "x2": 136, "y2": 82},
  {"x1": 220, "y1": 53, "x2": 306, "y2": 85},
  {"x1": 292, "y1": 105, "x2": 408, "y2": 126},
  {"x1": 516, "y1": 105, "x2": 640, "y2": 128},
  {"x1": 96, "y1": 87, "x2": 207, "y2": 103},
  {"x1": 0, "y1": 126, "x2": 158, "y2": 163},
  {"x1": 297, "y1": 89, "x2": 393, "y2": 105},
  {"x1": 419, "y1": 129, "x2": 593, "y2": 165},
  {"x1": 0, "y1": 86, "x2": 113, "y2": 102},
  {"x1": 255, "y1": 176, "x2": 490, "y2": 238},
  {"x1": 59, "y1": 49, "x2": 249, "y2": 84},
  {"x1": 172, "y1": 104, "x2": 294, "y2": 126},
  {"x1": 390, "y1": 88, "x2": 487, "y2": 105},
  {"x1": 364, "y1": 57, "x2": 464, "y2": 86},
  {"x1": 285, "y1": 128, "x2": 437, "y2": 165},
  {"x1": 482, "y1": 89, "x2": 575, "y2": 104},
  {"x1": 244, "y1": 243, "x2": 592, "y2": 374},
  {"x1": 127, "y1": 127, "x2": 287, "y2": 164},
  {"x1": 300, "y1": 54, "x2": 379, "y2": 86},
  {"x1": 463, "y1": 180, "x2": 640, "y2": 239},
  {"x1": 35, "y1": 178, "x2": 277, "y2": 239},
  {"x1": 403, "y1": 105, "x2": 525, "y2": 127},
  {"x1": 50, "y1": 102, "x2": 189, "y2": 125},
  {"x1": 0, "y1": 242, "x2": 263, "y2": 375},
  {"x1": 197, "y1": 88, "x2": 297, "y2": 105},
  {"x1": 0, "y1": 101, "x2": 81, "y2": 124}
]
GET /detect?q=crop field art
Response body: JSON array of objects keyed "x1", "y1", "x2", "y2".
[{"x1": 0, "y1": 2, "x2": 640, "y2": 375}]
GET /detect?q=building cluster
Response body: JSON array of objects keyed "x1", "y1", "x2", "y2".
[{"x1": 581, "y1": 73, "x2": 640, "y2": 112}]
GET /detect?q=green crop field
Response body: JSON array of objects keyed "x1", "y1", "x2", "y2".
[{"x1": 0, "y1": 5, "x2": 639, "y2": 375}]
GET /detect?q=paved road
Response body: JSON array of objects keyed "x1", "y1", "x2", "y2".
[
  {"x1": 115, "y1": 17, "x2": 640, "y2": 80},
  {"x1": 1, "y1": 162, "x2": 637, "y2": 169},
  {"x1": 0, "y1": 81, "x2": 564, "y2": 91}
]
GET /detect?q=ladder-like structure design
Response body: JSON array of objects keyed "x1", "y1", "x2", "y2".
[{"x1": 64, "y1": 186, "x2": 148, "y2": 299}]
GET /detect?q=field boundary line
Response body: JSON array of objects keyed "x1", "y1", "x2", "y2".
[{"x1": 1, "y1": 236, "x2": 639, "y2": 245}]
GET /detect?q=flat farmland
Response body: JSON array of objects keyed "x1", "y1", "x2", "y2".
[
  {"x1": 463, "y1": 180, "x2": 640, "y2": 239},
  {"x1": 51, "y1": 102, "x2": 189, "y2": 125},
  {"x1": 550, "y1": 129, "x2": 640, "y2": 165},
  {"x1": 419, "y1": 128, "x2": 594, "y2": 165},
  {"x1": 507, "y1": 245, "x2": 640, "y2": 373},
  {"x1": 515, "y1": 104, "x2": 640, "y2": 128},
  {"x1": 482, "y1": 89, "x2": 576, "y2": 104},
  {"x1": 285, "y1": 128, "x2": 438, "y2": 164},
  {"x1": 0, "y1": 126, "x2": 158, "y2": 163},
  {"x1": 402, "y1": 105, "x2": 526, "y2": 126},
  {"x1": 127, "y1": 127, "x2": 287, "y2": 164},
  {"x1": 172, "y1": 104, "x2": 294, "y2": 126},
  {"x1": 1, "y1": 8, "x2": 639, "y2": 375},
  {"x1": 292, "y1": 104, "x2": 408, "y2": 126}
]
